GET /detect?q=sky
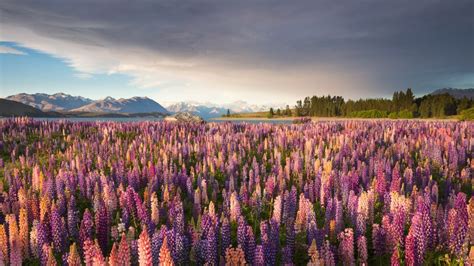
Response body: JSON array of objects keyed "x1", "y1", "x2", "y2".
[{"x1": 0, "y1": 0, "x2": 473, "y2": 105}]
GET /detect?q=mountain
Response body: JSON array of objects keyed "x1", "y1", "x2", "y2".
[
  {"x1": 71, "y1": 96, "x2": 169, "y2": 114},
  {"x1": 0, "y1": 98, "x2": 54, "y2": 117},
  {"x1": 165, "y1": 102, "x2": 228, "y2": 119},
  {"x1": 430, "y1": 88, "x2": 474, "y2": 99},
  {"x1": 166, "y1": 101, "x2": 281, "y2": 118},
  {"x1": 6, "y1": 92, "x2": 93, "y2": 111},
  {"x1": 221, "y1": 100, "x2": 272, "y2": 113}
]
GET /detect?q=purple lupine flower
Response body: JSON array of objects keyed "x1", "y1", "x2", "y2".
[
  {"x1": 151, "y1": 227, "x2": 166, "y2": 264},
  {"x1": 372, "y1": 223, "x2": 386, "y2": 256},
  {"x1": 36, "y1": 221, "x2": 50, "y2": 259},
  {"x1": 220, "y1": 217, "x2": 231, "y2": 257},
  {"x1": 254, "y1": 245, "x2": 265, "y2": 266},
  {"x1": 95, "y1": 202, "x2": 109, "y2": 255},
  {"x1": 79, "y1": 209, "x2": 93, "y2": 252},
  {"x1": 245, "y1": 226, "x2": 256, "y2": 264},
  {"x1": 237, "y1": 217, "x2": 247, "y2": 255},
  {"x1": 286, "y1": 217, "x2": 295, "y2": 259},
  {"x1": 50, "y1": 205, "x2": 67, "y2": 253},
  {"x1": 67, "y1": 195, "x2": 79, "y2": 240},
  {"x1": 355, "y1": 212, "x2": 366, "y2": 238},
  {"x1": 205, "y1": 226, "x2": 217, "y2": 265},
  {"x1": 322, "y1": 240, "x2": 335, "y2": 266}
]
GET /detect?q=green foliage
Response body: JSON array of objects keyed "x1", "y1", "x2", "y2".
[
  {"x1": 294, "y1": 232, "x2": 309, "y2": 265},
  {"x1": 291, "y1": 88, "x2": 473, "y2": 119},
  {"x1": 397, "y1": 109, "x2": 414, "y2": 118},
  {"x1": 460, "y1": 107, "x2": 474, "y2": 120},
  {"x1": 388, "y1": 112, "x2": 398, "y2": 119},
  {"x1": 348, "y1": 109, "x2": 388, "y2": 118},
  {"x1": 389, "y1": 109, "x2": 414, "y2": 119},
  {"x1": 268, "y1": 107, "x2": 274, "y2": 118},
  {"x1": 418, "y1": 93, "x2": 458, "y2": 118}
]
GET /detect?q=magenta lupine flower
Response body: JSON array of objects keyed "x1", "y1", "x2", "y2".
[
  {"x1": 391, "y1": 247, "x2": 401, "y2": 266},
  {"x1": 391, "y1": 209, "x2": 405, "y2": 249},
  {"x1": 410, "y1": 213, "x2": 426, "y2": 265},
  {"x1": 405, "y1": 231, "x2": 415, "y2": 266},
  {"x1": 79, "y1": 209, "x2": 93, "y2": 252},
  {"x1": 390, "y1": 163, "x2": 401, "y2": 193},
  {"x1": 338, "y1": 228, "x2": 354, "y2": 266},
  {"x1": 357, "y1": 236, "x2": 367, "y2": 264}
]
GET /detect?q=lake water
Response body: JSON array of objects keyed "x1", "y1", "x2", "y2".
[{"x1": 21, "y1": 117, "x2": 295, "y2": 124}]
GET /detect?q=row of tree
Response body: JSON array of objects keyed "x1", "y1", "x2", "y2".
[{"x1": 270, "y1": 89, "x2": 473, "y2": 118}]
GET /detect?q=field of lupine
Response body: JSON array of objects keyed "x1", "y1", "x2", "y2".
[{"x1": 0, "y1": 118, "x2": 473, "y2": 265}]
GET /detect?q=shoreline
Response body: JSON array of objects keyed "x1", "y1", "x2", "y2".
[{"x1": 211, "y1": 116, "x2": 461, "y2": 122}]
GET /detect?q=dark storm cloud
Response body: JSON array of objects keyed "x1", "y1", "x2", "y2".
[{"x1": 1, "y1": 0, "x2": 473, "y2": 100}]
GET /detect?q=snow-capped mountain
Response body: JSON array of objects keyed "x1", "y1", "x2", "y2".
[
  {"x1": 165, "y1": 102, "x2": 228, "y2": 119},
  {"x1": 6, "y1": 92, "x2": 93, "y2": 111},
  {"x1": 6, "y1": 93, "x2": 169, "y2": 114},
  {"x1": 221, "y1": 100, "x2": 274, "y2": 113},
  {"x1": 165, "y1": 101, "x2": 282, "y2": 118},
  {"x1": 71, "y1": 96, "x2": 169, "y2": 114}
]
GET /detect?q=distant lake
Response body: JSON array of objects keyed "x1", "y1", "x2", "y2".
[{"x1": 18, "y1": 117, "x2": 295, "y2": 124}]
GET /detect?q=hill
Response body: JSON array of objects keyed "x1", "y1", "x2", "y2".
[
  {"x1": 6, "y1": 92, "x2": 93, "y2": 111},
  {"x1": 0, "y1": 98, "x2": 54, "y2": 117},
  {"x1": 70, "y1": 96, "x2": 169, "y2": 114},
  {"x1": 430, "y1": 88, "x2": 474, "y2": 99}
]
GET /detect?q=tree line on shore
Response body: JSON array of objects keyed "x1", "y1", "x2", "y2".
[{"x1": 268, "y1": 89, "x2": 474, "y2": 119}]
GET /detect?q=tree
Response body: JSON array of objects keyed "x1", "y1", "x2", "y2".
[
  {"x1": 226, "y1": 109, "x2": 231, "y2": 117},
  {"x1": 276, "y1": 108, "x2": 281, "y2": 116},
  {"x1": 268, "y1": 108, "x2": 274, "y2": 118},
  {"x1": 285, "y1": 105, "x2": 291, "y2": 116}
]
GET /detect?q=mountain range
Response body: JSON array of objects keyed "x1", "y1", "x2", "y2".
[
  {"x1": 165, "y1": 101, "x2": 281, "y2": 119},
  {"x1": 70, "y1": 96, "x2": 168, "y2": 114},
  {"x1": 0, "y1": 98, "x2": 54, "y2": 117},
  {"x1": 4, "y1": 92, "x2": 278, "y2": 118},
  {"x1": 6, "y1": 93, "x2": 93, "y2": 111},
  {"x1": 6, "y1": 93, "x2": 168, "y2": 115}
]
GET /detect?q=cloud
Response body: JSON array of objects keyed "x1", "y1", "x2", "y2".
[
  {"x1": 0, "y1": 0, "x2": 472, "y2": 103},
  {"x1": 0, "y1": 45, "x2": 26, "y2": 55}
]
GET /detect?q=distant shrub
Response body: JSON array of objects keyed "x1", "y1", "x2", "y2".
[
  {"x1": 348, "y1": 109, "x2": 388, "y2": 118},
  {"x1": 388, "y1": 112, "x2": 398, "y2": 119},
  {"x1": 397, "y1": 109, "x2": 414, "y2": 119},
  {"x1": 460, "y1": 107, "x2": 474, "y2": 121}
]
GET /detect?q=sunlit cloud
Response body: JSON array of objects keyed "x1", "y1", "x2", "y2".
[{"x1": 0, "y1": 45, "x2": 26, "y2": 55}]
